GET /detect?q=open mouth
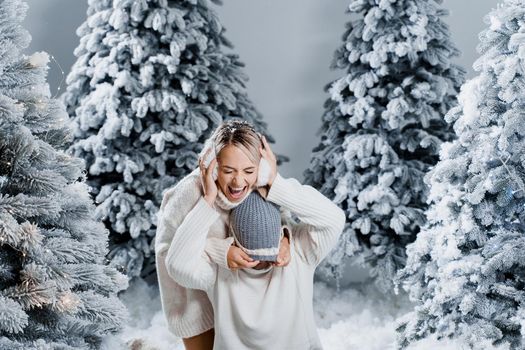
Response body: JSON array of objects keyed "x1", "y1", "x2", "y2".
[{"x1": 228, "y1": 185, "x2": 247, "y2": 199}]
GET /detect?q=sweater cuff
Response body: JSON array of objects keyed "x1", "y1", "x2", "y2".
[
  {"x1": 266, "y1": 173, "x2": 289, "y2": 206},
  {"x1": 206, "y1": 236, "x2": 235, "y2": 270}
]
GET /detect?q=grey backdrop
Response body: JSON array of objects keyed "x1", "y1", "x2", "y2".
[
  {"x1": 24, "y1": 0, "x2": 497, "y2": 179},
  {"x1": 23, "y1": 0, "x2": 498, "y2": 283}
]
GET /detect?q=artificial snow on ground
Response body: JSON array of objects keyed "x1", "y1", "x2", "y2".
[{"x1": 100, "y1": 277, "x2": 497, "y2": 350}]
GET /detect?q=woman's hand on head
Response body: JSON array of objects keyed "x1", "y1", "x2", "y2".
[
  {"x1": 227, "y1": 246, "x2": 260, "y2": 270},
  {"x1": 199, "y1": 148, "x2": 218, "y2": 206},
  {"x1": 259, "y1": 135, "x2": 278, "y2": 187}
]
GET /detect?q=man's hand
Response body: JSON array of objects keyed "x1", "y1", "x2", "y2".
[
  {"x1": 272, "y1": 234, "x2": 291, "y2": 267},
  {"x1": 227, "y1": 246, "x2": 260, "y2": 270}
]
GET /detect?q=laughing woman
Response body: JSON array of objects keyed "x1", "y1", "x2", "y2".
[
  {"x1": 154, "y1": 119, "x2": 292, "y2": 350},
  {"x1": 158, "y1": 119, "x2": 346, "y2": 349}
]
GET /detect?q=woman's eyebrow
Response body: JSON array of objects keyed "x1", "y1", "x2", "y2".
[{"x1": 222, "y1": 165, "x2": 256, "y2": 170}]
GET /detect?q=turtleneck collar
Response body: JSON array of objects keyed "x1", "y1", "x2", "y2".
[
  {"x1": 190, "y1": 167, "x2": 253, "y2": 210},
  {"x1": 214, "y1": 186, "x2": 254, "y2": 210}
]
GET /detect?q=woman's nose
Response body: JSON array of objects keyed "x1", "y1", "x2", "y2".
[{"x1": 232, "y1": 175, "x2": 243, "y2": 184}]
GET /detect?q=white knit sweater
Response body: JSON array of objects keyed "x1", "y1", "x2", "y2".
[
  {"x1": 163, "y1": 172, "x2": 346, "y2": 349},
  {"x1": 155, "y1": 167, "x2": 246, "y2": 337}
]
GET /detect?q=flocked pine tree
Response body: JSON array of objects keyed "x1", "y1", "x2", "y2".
[
  {"x1": 63, "y1": 0, "x2": 286, "y2": 279},
  {"x1": 396, "y1": 1, "x2": 525, "y2": 348},
  {"x1": 303, "y1": 0, "x2": 465, "y2": 291},
  {"x1": 0, "y1": 1, "x2": 128, "y2": 349}
]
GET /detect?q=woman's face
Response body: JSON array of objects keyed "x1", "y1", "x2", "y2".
[{"x1": 216, "y1": 144, "x2": 258, "y2": 202}]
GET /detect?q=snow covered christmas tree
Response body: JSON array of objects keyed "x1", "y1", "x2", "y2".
[
  {"x1": 0, "y1": 1, "x2": 128, "y2": 349},
  {"x1": 304, "y1": 0, "x2": 465, "y2": 291},
  {"x1": 396, "y1": 1, "x2": 525, "y2": 348},
  {"x1": 63, "y1": 0, "x2": 285, "y2": 279}
]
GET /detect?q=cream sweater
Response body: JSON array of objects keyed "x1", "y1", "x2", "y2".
[
  {"x1": 155, "y1": 168, "x2": 240, "y2": 338},
  {"x1": 164, "y1": 172, "x2": 346, "y2": 349}
]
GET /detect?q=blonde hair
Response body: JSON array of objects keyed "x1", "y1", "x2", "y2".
[{"x1": 207, "y1": 119, "x2": 262, "y2": 164}]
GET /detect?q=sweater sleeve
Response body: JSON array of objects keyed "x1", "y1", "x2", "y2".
[
  {"x1": 266, "y1": 173, "x2": 346, "y2": 266},
  {"x1": 155, "y1": 173, "x2": 232, "y2": 270},
  {"x1": 164, "y1": 196, "x2": 219, "y2": 291},
  {"x1": 155, "y1": 174, "x2": 220, "y2": 292},
  {"x1": 205, "y1": 236, "x2": 235, "y2": 270}
]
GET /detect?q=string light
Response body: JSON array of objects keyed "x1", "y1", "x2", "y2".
[
  {"x1": 50, "y1": 54, "x2": 65, "y2": 99},
  {"x1": 35, "y1": 99, "x2": 46, "y2": 111},
  {"x1": 60, "y1": 292, "x2": 79, "y2": 310},
  {"x1": 498, "y1": 154, "x2": 525, "y2": 195}
]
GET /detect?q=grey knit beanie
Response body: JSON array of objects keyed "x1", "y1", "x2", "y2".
[{"x1": 229, "y1": 190, "x2": 282, "y2": 261}]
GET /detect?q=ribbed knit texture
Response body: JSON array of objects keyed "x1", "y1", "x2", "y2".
[
  {"x1": 230, "y1": 190, "x2": 282, "y2": 261},
  {"x1": 215, "y1": 184, "x2": 252, "y2": 210},
  {"x1": 155, "y1": 168, "x2": 249, "y2": 338},
  {"x1": 267, "y1": 174, "x2": 349, "y2": 266},
  {"x1": 166, "y1": 197, "x2": 221, "y2": 289},
  {"x1": 165, "y1": 172, "x2": 347, "y2": 349}
]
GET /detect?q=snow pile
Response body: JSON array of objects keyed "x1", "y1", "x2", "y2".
[
  {"x1": 101, "y1": 278, "x2": 492, "y2": 350},
  {"x1": 101, "y1": 278, "x2": 184, "y2": 350},
  {"x1": 315, "y1": 281, "x2": 410, "y2": 350}
]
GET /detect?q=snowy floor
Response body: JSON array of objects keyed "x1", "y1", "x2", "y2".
[{"x1": 100, "y1": 277, "x2": 492, "y2": 350}]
